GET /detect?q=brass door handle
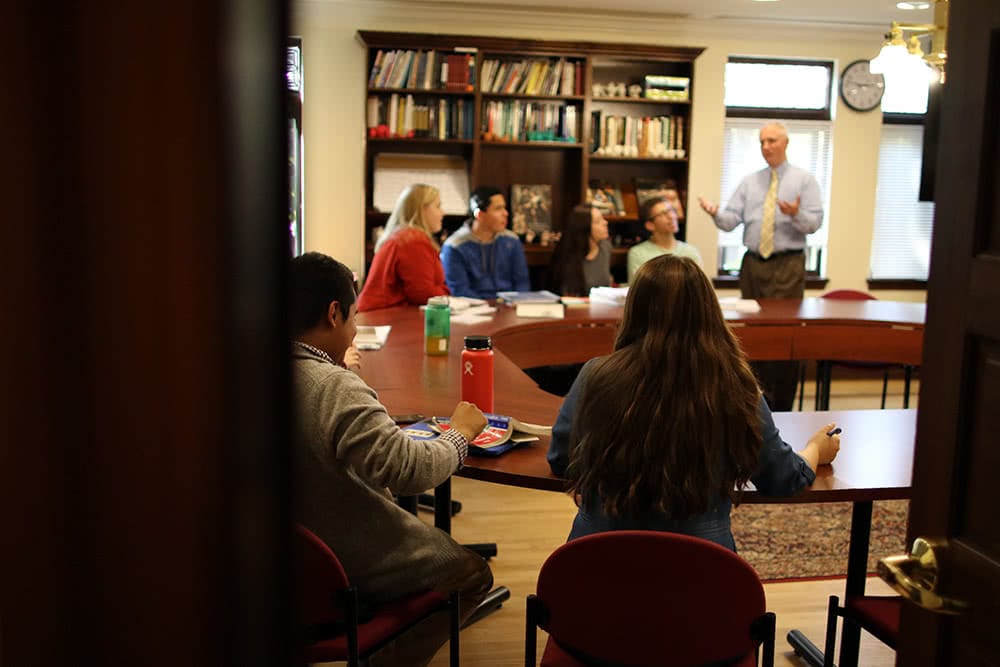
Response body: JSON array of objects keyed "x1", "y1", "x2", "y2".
[{"x1": 877, "y1": 537, "x2": 967, "y2": 614}]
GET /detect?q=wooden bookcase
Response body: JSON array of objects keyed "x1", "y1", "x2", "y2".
[{"x1": 358, "y1": 31, "x2": 704, "y2": 285}]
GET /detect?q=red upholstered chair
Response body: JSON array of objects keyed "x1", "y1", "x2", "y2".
[
  {"x1": 814, "y1": 290, "x2": 915, "y2": 410},
  {"x1": 296, "y1": 524, "x2": 460, "y2": 667},
  {"x1": 524, "y1": 531, "x2": 775, "y2": 667},
  {"x1": 823, "y1": 594, "x2": 900, "y2": 666}
]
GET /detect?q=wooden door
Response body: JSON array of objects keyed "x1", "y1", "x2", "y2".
[{"x1": 897, "y1": 0, "x2": 1000, "y2": 662}]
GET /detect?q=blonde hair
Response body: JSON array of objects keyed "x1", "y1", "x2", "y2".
[{"x1": 375, "y1": 183, "x2": 441, "y2": 252}]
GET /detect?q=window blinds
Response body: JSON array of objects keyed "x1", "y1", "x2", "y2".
[{"x1": 869, "y1": 124, "x2": 934, "y2": 280}]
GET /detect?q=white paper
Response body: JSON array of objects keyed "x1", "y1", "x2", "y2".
[
  {"x1": 717, "y1": 297, "x2": 761, "y2": 313},
  {"x1": 589, "y1": 286, "x2": 629, "y2": 306},
  {"x1": 354, "y1": 325, "x2": 391, "y2": 350},
  {"x1": 450, "y1": 312, "x2": 495, "y2": 325}
]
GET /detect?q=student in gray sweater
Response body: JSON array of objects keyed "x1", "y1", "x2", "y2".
[{"x1": 290, "y1": 252, "x2": 493, "y2": 666}]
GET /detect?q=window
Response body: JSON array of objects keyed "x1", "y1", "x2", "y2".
[
  {"x1": 724, "y1": 58, "x2": 833, "y2": 120},
  {"x1": 718, "y1": 58, "x2": 835, "y2": 276},
  {"x1": 870, "y1": 76, "x2": 934, "y2": 282}
]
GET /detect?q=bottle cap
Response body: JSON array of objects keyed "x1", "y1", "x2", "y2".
[
  {"x1": 463, "y1": 335, "x2": 492, "y2": 350},
  {"x1": 427, "y1": 296, "x2": 450, "y2": 307}
]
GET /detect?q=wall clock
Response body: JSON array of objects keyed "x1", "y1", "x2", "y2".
[{"x1": 840, "y1": 59, "x2": 886, "y2": 112}]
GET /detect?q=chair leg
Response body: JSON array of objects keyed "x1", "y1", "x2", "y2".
[
  {"x1": 823, "y1": 595, "x2": 839, "y2": 667},
  {"x1": 880, "y1": 370, "x2": 889, "y2": 410},
  {"x1": 903, "y1": 365, "x2": 913, "y2": 408},
  {"x1": 760, "y1": 612, "x2": 776, "y2": 667},
  {"x1": 815, "y1": 361, "x2": 825, "y2": 411},
  {"x1": 340, "y1": 588, "x2": 361, "y2": 667},
  {"x1": 449, "y1": 591, "x2": 461, "y2": 667},
  {"x1": 525, "y1": 595, "x2": 539, "y2": 667},
  {"x1": 798, "y1": 363, "x2": 806, "y2": 412}
]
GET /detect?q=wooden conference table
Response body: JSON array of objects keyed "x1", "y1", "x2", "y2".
[{"x1": 357, "y1": 298, "x2": 924, "y2": 667}]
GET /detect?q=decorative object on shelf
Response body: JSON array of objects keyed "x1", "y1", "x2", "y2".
[
  {"x1": 510, "y1": 184, "x2": 553, "y2": 240},
  {"x1": 593, "y1": 82, "x2": 627, "y2": 98},
  {"x1": 586, "y1": 183, "x2": 625, "y2": 217},
  {"x1": 839, "y1": 60, "x2": 886, "y2": 112},
  {"x1": 870, "y1": 0, "x2": 948, "y2": 83},
  {"x1": 627, "y1": 84, "x2": 643, "y2": 98},
  {"x1": 643, "y1": 75, "x2": 690, "y2": 101},
  {"x1": 634, "y1": 177, "x2": 685, "y2": 220}
]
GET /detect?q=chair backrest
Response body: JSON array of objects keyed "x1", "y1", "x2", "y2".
[
  {"x1": 821, "y1": 289, "x2": 877, "y2": 301},
  {"x1": 535, "y1": 531, "x2": 767, "y2": 666},
  {"x1": 296, "y1": 524, "x2": 352, "y2": 627}
]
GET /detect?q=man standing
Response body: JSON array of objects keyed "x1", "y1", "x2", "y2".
[
  {"x1": 441, "y1": 186, "x2": 531, "y2": 298},
  {"x1": 290, "y1": 252, "x2": 492, "y2": 666},
  {"x1": 698, "y1": 122, "x2": 824, "y2": 410}
]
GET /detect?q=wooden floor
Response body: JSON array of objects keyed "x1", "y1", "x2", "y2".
[{"x1": 324, "y1": 373, "x2": 918, "y2": 666}]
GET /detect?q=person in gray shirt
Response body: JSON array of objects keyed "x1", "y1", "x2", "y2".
[{"x1": 698, "y1": 122, "x2": 824, "y2": 410}]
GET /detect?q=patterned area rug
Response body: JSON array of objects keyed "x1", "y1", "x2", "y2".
[{"x1": 731, "y1": 500, "x2": 908, "y2": 582}]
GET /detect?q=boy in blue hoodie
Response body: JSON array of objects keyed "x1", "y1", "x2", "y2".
[{"x1": 441, "y1": 186, "x2": 530, "y2": 298}]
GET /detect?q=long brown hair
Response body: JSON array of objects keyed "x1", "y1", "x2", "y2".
[
  {"x1": 566, "y1": 255, "x2": 763, "y2": 518},
  {"x1": 548, "y1": 204, "x2": 594, "y2": 296},
  {"x1": 374, "y1": 183, "x2": 441, "y2": 252}
]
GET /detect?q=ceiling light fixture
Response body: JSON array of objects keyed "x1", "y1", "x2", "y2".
[
  {"x1": 872, "y1": 0, "x2": 948, "y2": 83},
  {"x1": 896, "y1": 2, "x2": 930, "y2": 10}
]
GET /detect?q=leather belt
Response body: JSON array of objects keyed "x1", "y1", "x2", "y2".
[{"x1": 745, "y1": 248, "x2": 804, "y2": 262}]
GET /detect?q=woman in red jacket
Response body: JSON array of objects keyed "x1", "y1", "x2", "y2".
[{"x1": 358, "y1": 183, "x2": 450, "y2": 311}]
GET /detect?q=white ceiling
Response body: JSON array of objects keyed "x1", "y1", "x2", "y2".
[{"x1": 442, "y1": 0, "x2": 934, "y2": 28}]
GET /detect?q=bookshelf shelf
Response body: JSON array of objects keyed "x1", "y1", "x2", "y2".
[
  {"x1": 367, "y1": 138, "x2": 474, "y2": 145},
  {"x1": 592, "y1": 97, "x2": 692, "y2": 106},
  {"x1": 358, "y1": 30, "x2": 704, "y2": 285},
  {"x1": 480, "y1": 140, "x2": 584, "y2": 149},
  {"x1": 481, "y1": 93, "x2": 586, "y2": 102},
  {"x1": 589, "y1": 155, "x2": 688, "y2": 162},
  {"x1": 367, "y1": 87, "x2": 475, "y2": 97}
]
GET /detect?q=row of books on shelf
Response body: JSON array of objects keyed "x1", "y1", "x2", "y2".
[
  {"x1": 368, "y1": 49, "x2": 475, "y2": 92},
  {"x1": 481, "y1": 100, "x2": 578, "y2": 143},
  {"x1": 591, "y1": 112, "x2": 686, "y2": 159},
  {"x1": 366, "y1": 95, "x2": 475, "y2": 140},
  {"x1": 479, "y1": 58, "x2": 582, "y2": 97}
]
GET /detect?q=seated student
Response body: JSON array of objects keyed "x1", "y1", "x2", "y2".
[
  {"x1": 358, "y1": 183, "x2": 449, "y2": 311},
  {"x1": 440, "y1": 186, "x2": 530, "y2": 298},
  {"x1": 547, "y1": 204, "x2": 612, "y2": 297},
  {"x1": 626, "y1": 196, "x2": 702, "y2": 283},
  {"x1": 291, "y1": 252, "x2": 493, "y2": 665},
  {"x1": 547, "y1": 255, "x2": 840, "y2": 551}
]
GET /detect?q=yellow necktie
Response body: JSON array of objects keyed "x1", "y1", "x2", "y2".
[{"x1": 759, "y1": 169, "x2": 778, "y2": 259}]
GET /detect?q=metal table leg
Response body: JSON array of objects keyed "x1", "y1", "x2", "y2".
[{"x1": 787, "y1": 501, "x2": 873, "y2": 667}]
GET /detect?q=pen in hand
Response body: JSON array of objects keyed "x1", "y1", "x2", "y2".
[{"x1": 827, "y1": 427, "x2": 842, "y2": 437}]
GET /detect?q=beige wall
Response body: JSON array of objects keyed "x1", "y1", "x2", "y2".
[{"x1": 295, "y1": 0, "x2": 926, "y2": 303}]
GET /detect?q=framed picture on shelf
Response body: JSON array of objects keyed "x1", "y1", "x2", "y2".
[
  {"x1": 634, "y1": 178, "x2": 685, "y2": 220},
  {"x1": 510, "y1": 184, "x2": 553, "y2": 241},
  {"x1": 586, "y1": 183, "x2": 625, "y2": 217}
]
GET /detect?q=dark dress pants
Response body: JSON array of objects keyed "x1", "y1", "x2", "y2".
[{"x1": 739, "y1": 251, "x2": 806, "y2": 412}]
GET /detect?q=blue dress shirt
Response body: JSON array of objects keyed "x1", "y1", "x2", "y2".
[{"x1": 713, "y1": 161, "x2": 824, "y2": 254}]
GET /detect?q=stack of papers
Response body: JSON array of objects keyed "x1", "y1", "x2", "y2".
[
  {"x1": 589, "y1": 286, "x2": 629, "y2": 306},
  {"x1": 354, "y1": 325, "x2": 391, "y2": 350},
  {"x1": 718, "y1": 297, "x2": 761, "y2": 313}
]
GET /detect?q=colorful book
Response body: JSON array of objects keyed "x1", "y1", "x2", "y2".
[
  {"x1": 496, "y1": 290, "x2": 561, "y2": 304},
  {"x1": 402, "y1": 414, "x2": 551, "y2": 457}
]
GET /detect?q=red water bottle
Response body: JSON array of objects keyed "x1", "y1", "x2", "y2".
[{"x1": 461, "y1": 335, "x2": 494, "y2": 413}]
